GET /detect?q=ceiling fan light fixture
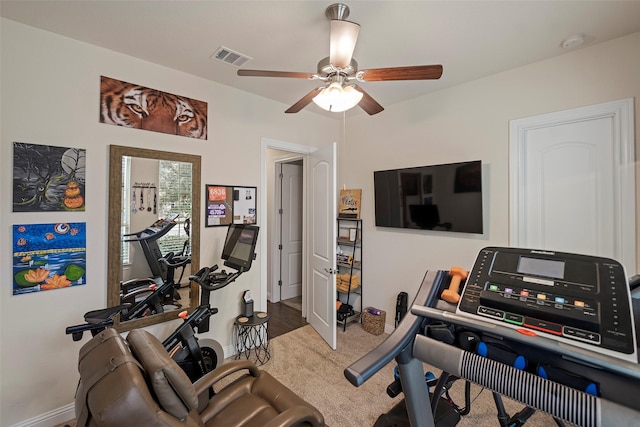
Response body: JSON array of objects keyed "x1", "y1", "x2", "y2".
[
  {"x1": 237, "y1": 2, "x2": 441, "y2": 115},
  {"x1": 312, "y1": 82, "x2": 363, "y2": 112},
  {"x1": 329, "y1": 20, "x2": 360, "y2": 68}
]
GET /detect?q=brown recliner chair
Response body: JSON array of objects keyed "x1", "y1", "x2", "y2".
[{"x1": 74, "y1": 328, "x2": 324, "y2": 427}]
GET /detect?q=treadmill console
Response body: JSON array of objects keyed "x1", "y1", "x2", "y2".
[{"x1": 456, "y1": 247, "x2": 637, "y2": 362}]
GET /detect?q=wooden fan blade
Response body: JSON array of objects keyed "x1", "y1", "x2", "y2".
[
  {"x1": 360, "y1": 65, "x2": 443, "y2": 82},
  {"x1": 238, "y1": 69, "x2": 314, "y2": 79},
  {"x1": 353, "y1": 85, "x2": 384, "y2": 115},
  {"x1": 329, "y1": 20, "x2": 360, "y2": 68},
  {"x1": 285, "y1": 87, "x2": 324, "y2": 114}
]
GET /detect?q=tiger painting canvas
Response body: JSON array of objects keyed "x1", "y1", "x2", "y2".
[{"x1": 100, "y1": 76, "x2": 208, "y2": 140}]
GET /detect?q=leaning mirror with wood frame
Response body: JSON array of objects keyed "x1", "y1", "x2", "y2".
[{"x1": 108, "y1": 145, "x2": 201, "y2": 331}]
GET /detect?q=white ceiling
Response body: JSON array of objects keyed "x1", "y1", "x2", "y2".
[{"x1": 2, "y1": 1, "x2": 640, "y2": 118}]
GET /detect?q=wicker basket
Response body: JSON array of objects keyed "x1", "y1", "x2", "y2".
[{"x1": 362, "y1": 307, "x2": 386, "y2": 335}]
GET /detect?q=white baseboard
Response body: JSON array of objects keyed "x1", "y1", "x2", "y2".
[
  {"x1": 224, "y1": 343, "x2": 236, "y2": 358},
  {"x1": 10, "y1": 403, "x2": 74, "y2": 427}
]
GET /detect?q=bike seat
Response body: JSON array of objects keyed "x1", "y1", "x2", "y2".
[{"x1": 84, "y1": 303, "x2": 131, "y2": 324}]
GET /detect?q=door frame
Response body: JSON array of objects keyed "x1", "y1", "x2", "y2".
[
  {"x1": 261, "y1": 138, "x2": 315, "y2": 316},
  {"x1": 272, "y1": 158, "x2": 304, "y2": 304},
  {"x1": 509, "y1": 98, "x2": 635, "y2": 272}
]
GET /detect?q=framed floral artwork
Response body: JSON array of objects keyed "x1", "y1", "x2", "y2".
[{"x1": 13, "y1": 223, "x2": 87, "y2": 295}]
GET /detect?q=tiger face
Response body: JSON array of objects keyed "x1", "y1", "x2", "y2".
[{"x1": 100, "y1": 76, "x2": 207, "y2": 140}]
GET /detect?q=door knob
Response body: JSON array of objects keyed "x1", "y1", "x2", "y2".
[{"x1": 324, "y1": 267, "x2": 336, "y2": 275}]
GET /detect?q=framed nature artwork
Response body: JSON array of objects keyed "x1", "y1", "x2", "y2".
[
  {"x1": 12, "y1": 222, "x2": 87, "y2": 295},
  {"x1": 13, "y1": 142, "x2": 86, "y2": 212},
  {"x1": 100, "y1": 76, "x2": 208, "y2": 140},
  {"x1": 206, "y1": 185, "x2": 257, "y2": 227}
]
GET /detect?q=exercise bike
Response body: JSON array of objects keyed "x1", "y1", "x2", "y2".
[
  {"x1": 65, "y1": 252, "x2": 185, "y2": 340},
  {"x1": 168, "y1": 223, "x2": 260, "y2": 379},
  {"x1": 64, "y1": 251, "x2": 186, "y2": 339},
  {"x1": 165, "y1": 264, "x2": 245, "y2": 381},
  {"x1": 119, "y1": 251, "x2": 189, "y2": 321},
  {"x1": 65, "y1": 267, "x2": 222, "y2": 381},
  {"x1": 66, "y1": 223, "x2": 260, "y2": 383}
]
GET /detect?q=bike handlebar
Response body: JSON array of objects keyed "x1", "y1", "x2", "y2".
[
  {"x1": 159, "y1": 251, "x2": 191, "y2": 269},
  {"x1": 189, "y1": 265, "x2": 242, "y2": 292},
  {"x1": 188, "y1": 267, "x2": 211, "y2": 286}
]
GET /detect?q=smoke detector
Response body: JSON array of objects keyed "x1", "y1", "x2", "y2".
[{"x1": 561, "y1": 34, "x2": 585, "y2": 49}]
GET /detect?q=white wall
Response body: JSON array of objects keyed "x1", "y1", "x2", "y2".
[
  {"x1": 0, "y1": 19, "x2": 337, "y2": 426},
  {"x1": 342, "y1": 32, "x2": 640, "y2": 327}
]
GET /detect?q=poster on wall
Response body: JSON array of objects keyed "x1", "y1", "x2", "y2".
[
  {"x1": 206, "y1": 185, "x2": 257, "y2": 227},
  {"x1": 206, "y1": 185, "x2": 234, "y2": 226},
  {"x1": 13, "y1": 142, "x2": 86, "y2": 212},
  {"x1": 12, "y1": 222, "x2": 87, "y2": 295},
  {"x1": 338, "y1": 189, "x2": 362, "y2": 219},
  {"x1": 99, "y1": 76, "x2": 208, "y2": 140}
]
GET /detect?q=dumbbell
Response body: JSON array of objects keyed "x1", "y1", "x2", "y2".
[{"x1": 440, "y1": 266, "x2": 468, "y2": 304}]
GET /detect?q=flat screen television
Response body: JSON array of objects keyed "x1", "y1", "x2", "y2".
[
  {"x1": 373, "y1": 160, "x2": 483, "y2": 234},
  {"x1": 221, "y1": 224, "x2": 260, "y2": 271}
]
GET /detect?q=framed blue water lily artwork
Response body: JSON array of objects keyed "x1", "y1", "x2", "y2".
[{"x1": 12, "y1": 222, "x2": 87, "y2": 295}]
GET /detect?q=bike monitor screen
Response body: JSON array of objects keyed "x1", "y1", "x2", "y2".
[{"x1": 221, "y1": 224, "x2": 259, "y2": 271}]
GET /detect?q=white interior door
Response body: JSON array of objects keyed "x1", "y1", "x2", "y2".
[
  {"x1": 510, "y1": 99, "x2": 635, "y2": 273},
  {"x1": 280, "y1": 162, "x2": 303, "y2": 301},
  {"x1": 308, "y1": 143, "x2": 337, "y2": 349}
]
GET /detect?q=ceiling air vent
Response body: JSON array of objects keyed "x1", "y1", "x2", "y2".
[{"x1": 211, "y1": 46, "x2": 252, "y2": 67}]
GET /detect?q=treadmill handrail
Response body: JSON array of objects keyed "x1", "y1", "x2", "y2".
[
  {"x1": 412, "y1": 333, "x2": 640, "y2": 426},
  {"x1": 344, "y1": 270, "x2": 448, "y2": 387},
  {"x1": 413, "y1": 304, "x2": 640, "y2": 379},
  {"x1": 123, "y1": 221, "x2": 177, "y2": 242}
]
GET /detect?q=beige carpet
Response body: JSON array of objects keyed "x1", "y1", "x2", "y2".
[
  {"x1": 57, "y1": 324, "x2": 555, "y2": 426},
  {"x1": 260, "y1": 324, "x2": 400, "y2": 427},
  {"x1": 258, "y1": 324, "x2": 553, "y2": 427}
]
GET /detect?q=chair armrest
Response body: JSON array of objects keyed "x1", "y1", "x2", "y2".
[
  {"x1": 193, "y1": 360, "x2": 260, "y2": 396},
  {"x1": 262, "y1": 406, "x2": 325, "y2": 427}
]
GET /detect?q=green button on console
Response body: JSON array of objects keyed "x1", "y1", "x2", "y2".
[{"x1": 504, "y1": 312, "x2": 524, "y2": 325}]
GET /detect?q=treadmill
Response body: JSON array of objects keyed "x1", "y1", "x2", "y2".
[
  {"x1": 123, "y1": 213, "x2": 180, "y2": 281},
  {"x1": 345, "y1": 247, "x2": 640, "y2": 427}
]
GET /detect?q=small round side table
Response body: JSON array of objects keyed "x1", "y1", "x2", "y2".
[{"x1": 233, "y1": 311, "x2": 271, "y2": 365}]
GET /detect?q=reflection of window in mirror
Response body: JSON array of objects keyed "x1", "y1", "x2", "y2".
[
  {"x1": 120, "y1": 157, "x2": 192, "y2": 283},
  {"x1": 121, "y1": 156, "x2": 132, "y2": 264},
  {"x1": 157, "y1": 160, "x2": 192, "y2": 256}
]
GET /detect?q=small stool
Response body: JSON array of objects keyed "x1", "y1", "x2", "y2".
[{"x1": 233, "y1": 311, "x2": 271, "y2": 365}]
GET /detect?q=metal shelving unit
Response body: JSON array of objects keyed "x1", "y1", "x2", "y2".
[{"x1": 336, "y1": 218, "x2": 362, "y2": 331}]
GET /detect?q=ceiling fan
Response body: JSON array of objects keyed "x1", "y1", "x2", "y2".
[{"x1": 237, "y1": 3, "x2": 443, "y2": 115}]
